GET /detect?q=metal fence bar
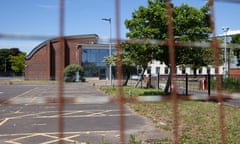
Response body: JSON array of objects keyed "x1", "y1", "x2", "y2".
[
  {"x1": 209, "y1": 0, "x2": 226, "y2": 143},
  {"x1": 166, "y1": 1, "x2": 179, "y2": 143},
  {"x1": 114, "y1": 0, "x2": 125, "y2": 143},
  {"x1": 0, "y1": 0, "x2": 237, "y2": 143},
  {"x1": 57, "y1": 0, "x2": 65, "y2": 143}
]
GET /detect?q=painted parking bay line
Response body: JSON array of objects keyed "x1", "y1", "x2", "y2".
[
  {"x1": 0, "y1": 130, "x2": 119, "y2": 144},
  {"x1": 0, "y1": 118, "x2": 10, "y2": 126}
]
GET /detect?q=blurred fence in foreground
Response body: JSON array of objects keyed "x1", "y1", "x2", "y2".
[{"x1": 1, "y1": 0, "x2": 240, "y2": 144}]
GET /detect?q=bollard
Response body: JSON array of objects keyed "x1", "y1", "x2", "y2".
[{"x1": 200, "y1": 79, "x2": 206, "y2": 90}]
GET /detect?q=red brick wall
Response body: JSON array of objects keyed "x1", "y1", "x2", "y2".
[
  {"x1": 25, "y1": 35, "x2": 98, "y2": 80},
  {"x1": 67, "y1": 37, "x2": 97, "y2": 65},
  {"x1": 229, "y1": 69, "x2": 240, "y2": 78},
  {"x1": 25, "y1": 44, "x2": 50, "y2": 80}
]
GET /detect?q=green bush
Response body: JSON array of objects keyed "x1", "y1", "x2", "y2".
[
  {"x1": 210, "y1": 77, "x2": 240, "y2": 92},
  {"x1": 222, "y1": 77, "x2": 240, "y2": 92},
  {"x1": 64, "y1": 64, "x2": 84, "y2": 82}
]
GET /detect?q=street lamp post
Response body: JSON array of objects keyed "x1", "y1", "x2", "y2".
[
  {"x1": 102, "y1": 18, "x2": 112, "y2": 85},
  {"x1": 222, "y1": 27, "x2": 229, "y2": 78}
]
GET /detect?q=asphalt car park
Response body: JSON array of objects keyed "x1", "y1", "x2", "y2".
[{"x1": 0, "y1": 82, "x2": 170, "y2": 143}]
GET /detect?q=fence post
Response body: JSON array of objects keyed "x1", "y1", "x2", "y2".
[
  {"x1": 185, "y1": 73, "x2": 188, "y2": 96},
  {"x1": 207, "y1": 72, "x2": 211, "y2": 96},
  {"x1": 158, "y1": 72, "x2": 160, "y2": 89}
]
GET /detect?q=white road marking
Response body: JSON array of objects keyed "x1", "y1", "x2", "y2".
[{"x1": 32, "y1": 123, "x2": 46, "y2": 126}]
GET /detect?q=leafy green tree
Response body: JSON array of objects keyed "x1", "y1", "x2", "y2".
[
  {"x1": 124, "y1": 0, "x2": 167, "y2": 72},
  {"x1": 231, "y1": 34, "x2": 240, "y2": 66},
  {"x1": 0, "y1": 49, "x2": 11, "y2": 72},
  {"x1": 9, "y1": 52, "x2": 26, "y2": 73},
  {"x1": 124, "y1": 0, "x2": 212, "y2": 75},
  {"x1": 0, "y1": 48, "x2": 23, "y2": 73},
  {"x1": 103, "y1": 51, "x2": 136, "y2": 86}
]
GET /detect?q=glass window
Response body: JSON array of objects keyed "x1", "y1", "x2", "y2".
[
  {"x1": 198, "y1": 68, "x2": 202, "y2": 74},
  {"x1": 82, "y1": 48, "x2": 114, "y2": 77},
  {"x1": 164, "y1": 67, "x2": 169, "y2": 74},
  {"x1": 182, "y1": 68, "x2": 186, "y2": 74},
  {"x1": 156, "y1": 67, "x2": 160, "y2": 74},
  {"x1": 207, "y1": 67, "x2": 211, "y2": 74}
]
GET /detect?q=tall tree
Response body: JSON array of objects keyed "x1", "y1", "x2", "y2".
[
  {"x1": 124, "y1": 0, "x2": 167, "y2": 72},
  {"x1": 231, "y1": 34, "x2": 240, "y2": 66},
  {"x1": 9, "y1": 52, "x2": 26, "y2": 73},
  {"x1": 0, "y1": 49, "x2": 11, "y2": 72},
  {"x1": 124, "y1": 0, "x2": 212, "y2": 76},
  {"x1": 103, "y1": 51, "x2": 136, "y2": 86},
  {"x1": 0, "y1": 48, "x2": 25, "y2": 74}
]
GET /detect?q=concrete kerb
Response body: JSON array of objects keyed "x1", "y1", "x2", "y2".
[{"x1": 231, "y1": 93, "x2": 240, "y2": 99}]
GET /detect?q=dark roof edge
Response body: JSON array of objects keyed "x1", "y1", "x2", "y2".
[{"x1": 25, "y1": 34, "x2": 98, "y2": 60}]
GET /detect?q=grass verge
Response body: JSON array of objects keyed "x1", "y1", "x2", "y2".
[
  {"x1": 99, "y1": 86, "x2": 164, "y2": 97},
  {"x1": 100, "y1": 86, "x2": 240, "y2": 143}
]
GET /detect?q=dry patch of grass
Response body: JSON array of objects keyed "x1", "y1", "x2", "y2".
[
  {"x1": 99, "y1": 86, "x2": 240, "y2": 143},
  {"x1": 128, "y1": 101, "x2": 240, "y2": 143}
]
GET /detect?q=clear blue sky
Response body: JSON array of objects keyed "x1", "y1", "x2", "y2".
[{"x1": 0, "y1": 0, "x2": 239, "y2": 54}]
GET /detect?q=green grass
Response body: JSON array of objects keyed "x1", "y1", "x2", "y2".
[
  {"x1": 129, "y1": 101, "x2": 240, "y2": 143},
  {"x1": 99, "y1": 86, "x2": 164, "y2": 97},
  {"x1": 100, "y1": 86, "x2": 240, "y2": 143}
]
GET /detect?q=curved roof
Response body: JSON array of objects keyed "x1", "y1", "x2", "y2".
[{"x1": 25, "y1": 34, "x2": 98, "y2": 60}]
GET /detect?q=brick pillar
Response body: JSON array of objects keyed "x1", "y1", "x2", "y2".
[{"x1": 46, "y1": 41, "x2": 51, "y2": 80}]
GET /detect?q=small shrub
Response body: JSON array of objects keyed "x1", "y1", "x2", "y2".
[
  {"x1": 222, "y1": 77, "x2": 240, "y2": 92},
  {"x1": 64, "y1": 64, "x2": 84, "y2": 82},
  {"x1": 210, "y1": 77, "x2": 240, "y2": 92},
  {"x1": 128, "y1": 135, "x2": 143, "y2": 144}
]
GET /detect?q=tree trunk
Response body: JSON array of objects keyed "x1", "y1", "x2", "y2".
[
  {"x1": 193, "y1": 68, "x2": 197, "y2": 76},
  {"x1": 164, "y1": 74, "x2": 171, "y2": 94},
  {"x1": 123, "y1": 71, "x2": 130, "y2": 86},
  {"x1": 135, "y1": 68, "x2": 146, "y2": 88}
]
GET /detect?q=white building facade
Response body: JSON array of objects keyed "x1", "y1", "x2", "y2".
[{"x1": 145, "y1": 60, "x2": 223, "y2": 76}]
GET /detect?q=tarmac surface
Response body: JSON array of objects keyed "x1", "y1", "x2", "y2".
[{"x1": 0, "y1": 79, "x2": 171, "y2": 143}]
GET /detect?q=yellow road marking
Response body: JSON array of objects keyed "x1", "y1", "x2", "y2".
[
  {"x1": 11, "y1": 87, "x2": 38, "y2": 99},
  {"x1": 2, "y1": 131, "x2": 119, "y2": 144},
  {"x1": 0, "y1": 130, "x2": 119, "y2": 137},
  {"x1": 0, "y1": 118, "x2": 9, "y2": 126}
]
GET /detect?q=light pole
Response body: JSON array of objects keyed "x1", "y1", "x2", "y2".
[
  {"x1": 102, "y1": 18, "x2": 112, "y2": 85},
  {"x1": 222, "y1": 27, "x2": 229, "y2": 78}
]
